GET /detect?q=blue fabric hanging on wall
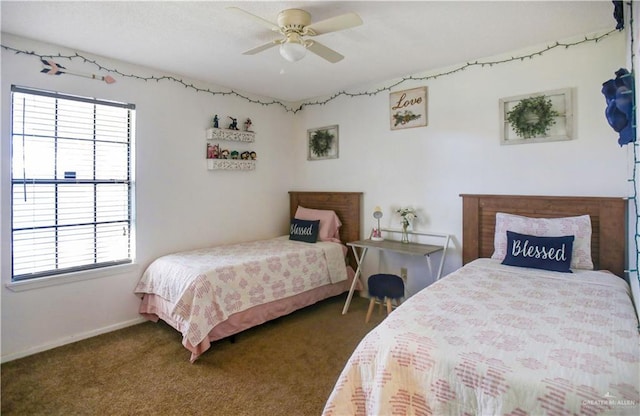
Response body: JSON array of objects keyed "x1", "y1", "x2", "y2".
[
  {"x1": 601, "y1": 68, "x2": 636, "y2": 146},
  {"x1": 612, "y1": 0, "x2": 624, "y2": 30}
]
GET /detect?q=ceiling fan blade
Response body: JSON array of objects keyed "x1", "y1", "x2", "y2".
[
  {"x1": 242, "y1": 40, "x2": 281, "y2": 55},
  {"x1": 226, "y1": 6, "x2": 280, "y2": 32},
  {"x1": 306, "y1": 40, "x2": 344, "y2": 63},
  {"x1": 305, "y1": 12, "x2": 362, "y2": 36}
]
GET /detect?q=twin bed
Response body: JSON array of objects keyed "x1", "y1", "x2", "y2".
[
  {"x1": 135, "y1": 192, "x2": 639, "y2": 414},
  {"x1": 135, "y1": 191, "x2": 362, "y2": 362},
  {"x1": 323, "y1": 194, "x2": 639, "y2": 415}
]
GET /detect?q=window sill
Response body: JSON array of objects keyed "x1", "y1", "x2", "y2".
[{"x1": 5, "y1": 263, "x2": 139, "y2": 292}]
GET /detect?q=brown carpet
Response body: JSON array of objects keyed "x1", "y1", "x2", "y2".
[{"x1": 1, "y1": 294, "x2": 384, "y2": 415}]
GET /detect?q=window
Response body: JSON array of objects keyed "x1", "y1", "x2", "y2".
[{"x1": 10, "y1": 86, "x2": 135, "y2": 281}]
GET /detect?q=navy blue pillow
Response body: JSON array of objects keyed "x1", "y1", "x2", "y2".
[
  {"x1": 501, "y1": 231, "x2": 574, "y2": 273},
  {"x1": 289, "y1": 218, "x2": 320, "y2": 243}
]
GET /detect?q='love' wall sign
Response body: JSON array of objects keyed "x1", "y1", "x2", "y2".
[{"x1": 389, "y1": 86, "x2": 428, "y2": 130}]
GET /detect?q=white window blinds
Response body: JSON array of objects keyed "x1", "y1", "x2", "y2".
[{"x1": 11, "y1": 86, "x2": 135, "y2": 280}]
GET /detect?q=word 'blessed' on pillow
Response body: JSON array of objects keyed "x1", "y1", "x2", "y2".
[
  {"x1": 501, "y1": 231, "x2": 574, "y2": 273},
  {"x1": 289, "y1": 218, "x2": 320, "y2": 243},
  {"x1": 294, "y1": 206, "x2": 342, "y2": 243}
]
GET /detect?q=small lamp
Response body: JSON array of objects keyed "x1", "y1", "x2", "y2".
[{"x1": 371, "y1": 206, "x2": 384, "y2": 241}]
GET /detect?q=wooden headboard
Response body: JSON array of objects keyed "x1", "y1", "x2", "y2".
[
  {"x1": 289, "y1": 191, "x2": 363, "y2": 268},
  {"x1": 461, "y1": 194, "x2": 627, "y2": 277}
]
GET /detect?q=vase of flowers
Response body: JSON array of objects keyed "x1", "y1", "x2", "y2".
[
  {"x1": 401, "y1": 222, "x2": 409, "y2": 243},
  {"x1": 396, "y1": 207, "x2": 417, "y2": 243}
]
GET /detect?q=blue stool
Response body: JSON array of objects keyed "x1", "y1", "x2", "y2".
[{"x1": 366, "y1": 273, "x2": 405, "y2": 323}]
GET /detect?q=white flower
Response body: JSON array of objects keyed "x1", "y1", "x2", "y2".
[{"x1": 396, "y1": 207, "x2": 417, "y2": 227}]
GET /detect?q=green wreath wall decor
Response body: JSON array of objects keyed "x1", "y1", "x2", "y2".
[
  {"x1": 310, "y1": 130, "x2": 334, "y2": 156},
  {"x1": 506, "y1": 95, "x2": 559, "y2": 139}
]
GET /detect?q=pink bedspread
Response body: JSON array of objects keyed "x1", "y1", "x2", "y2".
[
  {"x1": 323, "y1": 258, "x2": 640, "y2": 415},
  {"x1": 135, "y1": 236, "x2": 348, "y2": 361}
]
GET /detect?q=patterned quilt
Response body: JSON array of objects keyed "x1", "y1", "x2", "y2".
[
  {"x1": 135, "y1": 236, "x2": 347, "y2": 354},
  {"x1": 323, "y1": 258, "x2": 639, "y2": 416}
]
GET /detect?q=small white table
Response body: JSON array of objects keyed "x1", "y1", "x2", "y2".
[{"x1": 342, "y1": 231, "x2": 450, "y2": 314}]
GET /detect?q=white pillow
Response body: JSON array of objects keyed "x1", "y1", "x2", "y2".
[{"x1": 491, "y1": 212, "x2": 593, "y2": 270}]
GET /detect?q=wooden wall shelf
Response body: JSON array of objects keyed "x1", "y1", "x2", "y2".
[
  {"x1": 206, "y1": 128, "x2": 255, "y2": 143},
  {"x1": 207, "y1": 159, "x2": 256, "y2": 171}
]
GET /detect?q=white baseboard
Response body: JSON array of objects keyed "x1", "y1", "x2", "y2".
[{"x1": 1, "y1": 317, "x2": 147, "y2": 363}]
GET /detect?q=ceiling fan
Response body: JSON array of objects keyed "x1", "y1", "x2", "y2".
[{"x1": 227, "y1": 7, "x2": 363, "y2": 63}]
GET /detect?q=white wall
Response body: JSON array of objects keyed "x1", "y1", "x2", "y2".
[
  {"x1": 1, "y1": 28, "x2": 634, "y2": 362},
  {"x1": 0, "y1": 34, "x2": 296, "y2": 361},
  {"x1": 293, "y1": 30, "x2": 631, "y2": 293}
]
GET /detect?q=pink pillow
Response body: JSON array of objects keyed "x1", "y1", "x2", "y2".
[
  {"x1": 491, "y1": 212, "x2": 593, "y2": 270},
  {"x1": 294, "y1": 206, "x2": 342, "y2": 243}
]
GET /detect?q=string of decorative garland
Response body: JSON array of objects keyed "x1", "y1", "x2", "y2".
[
  {"x1": 309, "y1": 129, "x2": 334, "y2": 156},
  {"x1": 295, "y1": 29, "x2": 618, "y2": 112},
  {"x1": 506, "y1": 95, "x2": 558, "y2": 139},
  {"x1": 625, "y1": 1, "x2": 640, "y2": 308},
  {"x1": 0, "y1": 28, "x2": 618, "y2": 114}
]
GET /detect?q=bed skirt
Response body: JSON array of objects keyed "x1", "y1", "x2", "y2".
[{"x1": 139, "y1": 268, "x2": 358, "y2": 362}]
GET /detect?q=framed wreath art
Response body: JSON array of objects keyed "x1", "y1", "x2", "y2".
[
  {"x1": 507, "y1": 96, "x2": 557, "y2": 138},
  {"x1": 307, "y1": 125, "x2": 339, "y2": 160},
  {"x1": 499, "y1": 88, "x2": 573, "y2": 145}
]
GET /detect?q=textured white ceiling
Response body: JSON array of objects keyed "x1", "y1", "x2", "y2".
[{"x1": 1, "y1": 1, "x2": 617, "y2": 103}]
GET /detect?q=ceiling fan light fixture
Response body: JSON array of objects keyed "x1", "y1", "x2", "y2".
[
  {"x1": 232, "y1": 7, "x2": 362, "y2": 64},
  {"x1": 279, "y1": 40, "x2": 307, "y2": 62}
]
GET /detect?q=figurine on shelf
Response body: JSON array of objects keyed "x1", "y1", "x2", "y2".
[
  {"x1": 220, "y1": 149, "x2": 230, "y2": 159},
  {"x1": 250, "y1": 151, "x2": 257, "y2": 160},
  {"x1": 228, "y1": 117, "x2": 239, "y2": 130},
  {"x1": 212, "y1": 115, "x2": 219, "y2": 128},
  {"x1": 230, "y1": 150, "x2": 239, "y2": 159},
  {"x1": 244, "y1": 118, "x2": 253, "y2": 132},
  {"x1": 207, "y1": 143, "x2": 220, "y2": 159},
  {"x1": 241, "y1": 151, "x2": 250, "y2": 160}
]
